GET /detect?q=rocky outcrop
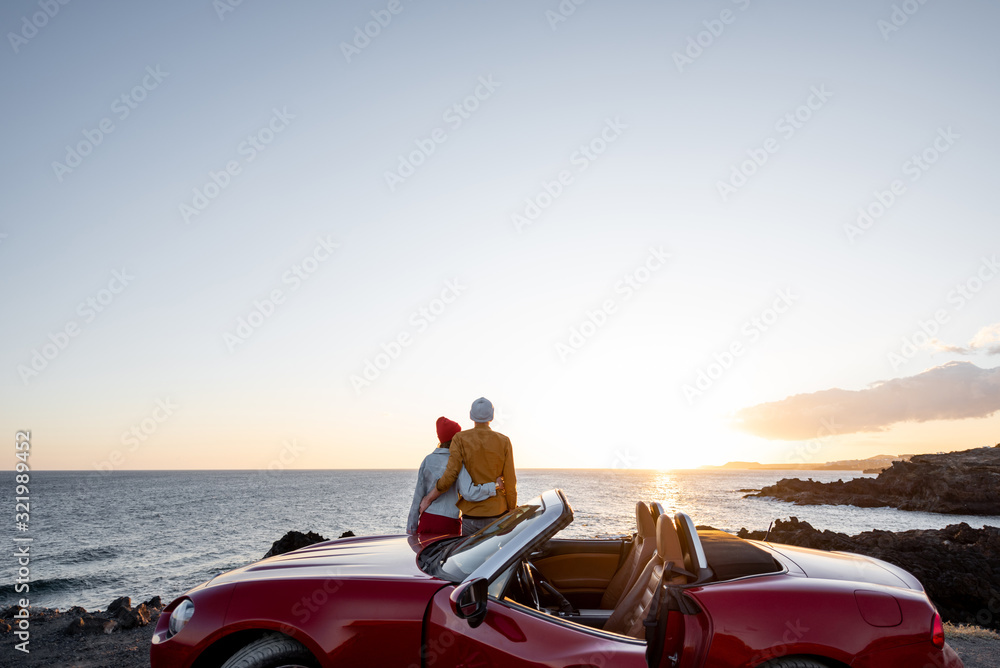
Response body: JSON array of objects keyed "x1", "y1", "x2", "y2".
[
  {"x1": 59, "y1": 596, "x2": 163, "y2": 635},
  {"x1": 738, "y1": 518, "x2": 1000, "y2": 631},
  {"x1": 750, "y1": 445, "x2": 1000, "y2": 515},
  {"x1": 263, "y1": 530, "x2": 328, "y2": 558}
]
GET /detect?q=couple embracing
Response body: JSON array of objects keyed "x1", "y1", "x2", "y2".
[{"x1": 406, "y1": 397, "x2": 517, "y2": 537}]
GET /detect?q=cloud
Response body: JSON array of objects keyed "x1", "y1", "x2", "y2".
[
  {"x1": 732, "y1": 361, "x2": 1000, "y2": 440},
  {"x1": 929, "y1": 323, "x2": 1000, "y2": 356}
]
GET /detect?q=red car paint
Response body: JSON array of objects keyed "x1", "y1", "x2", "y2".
[{"x1": 150, "y1": 490, "x2": 964, "y2": 668}]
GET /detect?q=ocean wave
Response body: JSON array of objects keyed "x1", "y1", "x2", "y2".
[
  {"x1": 1, "y1": 574, "x2": 114, "y2": 599},
  {"x1": 56, "y1": 546, "x2": 117, "y2": 566}
]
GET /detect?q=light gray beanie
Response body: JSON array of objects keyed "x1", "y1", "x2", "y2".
[{"x1": 470, "y1": 397, "x2": 494, "y2": 422}]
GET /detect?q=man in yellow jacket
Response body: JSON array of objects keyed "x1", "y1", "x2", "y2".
[{"x1": 420, "y1": 397, "x2": 517, "y2": 536}]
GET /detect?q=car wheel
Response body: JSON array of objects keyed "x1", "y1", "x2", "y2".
[
  {"x1": 220, "y1": 634, "x2": 319, "y2": 668},
  {"x1": 760, "y1": 659, "x2": 827, "y2": 668}
]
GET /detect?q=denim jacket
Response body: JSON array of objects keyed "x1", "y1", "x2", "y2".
[{"x1": 406, "y1": 448, "x2": 496, "y2": 534}]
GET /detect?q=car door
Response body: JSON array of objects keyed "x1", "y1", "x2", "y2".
[{"x1": 424, "y1": 586, "x2": 648, "y2": 668}]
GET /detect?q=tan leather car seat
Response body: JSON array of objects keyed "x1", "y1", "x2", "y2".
[
  {"x1": 600, "y1": 502, "x2": 656, "y2": 609},
  {"x1": 603, "y1": 514, "x2": 687, "y2": 638}
]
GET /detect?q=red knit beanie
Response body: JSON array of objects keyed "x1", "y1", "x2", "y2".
[{"x1": 436, "y1": 417, "x2": 462, "y2": 444}]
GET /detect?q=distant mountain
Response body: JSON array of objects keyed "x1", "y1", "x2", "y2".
[{"x1": 703, "y1": 454, "x2": 913, "y2": 471}]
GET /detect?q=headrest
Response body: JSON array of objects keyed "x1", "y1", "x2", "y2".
[
  {"x1": 656, "y1": 515, "x2": 685, "y2": 564},
  {"x1": 636, "y1": 502, "x2": 654, "y2": 538}
]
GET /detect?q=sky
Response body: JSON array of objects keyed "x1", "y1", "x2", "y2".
[{"x1": 2, "y1": 0, "x2": 999, "y2": 472}]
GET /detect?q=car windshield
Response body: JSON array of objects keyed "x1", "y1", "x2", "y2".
[{"x1": 419, "y1": 491, "x2": 569, "y2": 582}]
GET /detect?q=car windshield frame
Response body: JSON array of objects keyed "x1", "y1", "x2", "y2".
[{"x1": 418, "y1": 489, "x2": 573, "y2": 584}]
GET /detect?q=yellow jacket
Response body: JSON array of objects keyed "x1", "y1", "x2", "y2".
[{"x1": 435, "y1": 423, "x2": 517, "y2": 517}]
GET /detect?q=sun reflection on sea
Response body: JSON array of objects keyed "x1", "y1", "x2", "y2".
[{"x1": 642, "y1": 470, "x2": 685, "y2": 514}]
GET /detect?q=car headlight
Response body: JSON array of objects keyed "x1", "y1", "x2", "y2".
[{"x1": 168, "y1": 599, "x2": 195, "y2": 637}]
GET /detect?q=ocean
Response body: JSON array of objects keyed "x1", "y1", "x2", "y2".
[{"x1": 5, "y1": 469, "x2": 1000, "y2": 611}]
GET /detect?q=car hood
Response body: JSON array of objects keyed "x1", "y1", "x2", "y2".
[
  {"x1": 207, "y1": 535, "x2": 443, "y2": 587},
  {"x1": 753, "y1": 540, "x2": 924, "y2": 591}
]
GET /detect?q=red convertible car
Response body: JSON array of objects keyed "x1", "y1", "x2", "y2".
[{"x1": 150, "y1": 489, "x2": 963, "y2": 667}]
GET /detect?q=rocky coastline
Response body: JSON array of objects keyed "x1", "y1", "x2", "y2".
[{"x1": 749, "y1": 444, "x2": 1000, "y2": 515}]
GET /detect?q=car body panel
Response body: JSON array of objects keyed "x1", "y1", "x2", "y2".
[
  {"x1": 686, "y1": 576, "x2": 959, "y2": 667},
  {"x1": 209, "y1": 534, "x2": 436, "y2": 586},
  {"x1": 756, "y1": 540, "x2": 913, "y2": 589},
  {"x1": 426, "y1": 585, "x2": 648, "y2": 667}
]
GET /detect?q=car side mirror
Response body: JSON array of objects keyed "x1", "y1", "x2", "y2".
[{"x1": 450, "y1": 577, "x2": 488, "y2": 628}]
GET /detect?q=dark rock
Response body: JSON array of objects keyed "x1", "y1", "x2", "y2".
[
  {"x1": 0, "y1": 605, "x2": 19, "y2": 619},
  {"x1": 65, "y1": 614, "x2": 117, "y2": 635},
  {"x1": 114, "y1": 603, "x2": 151, "y2": 629},
  {"x1": 738, "y1": 518, "x2": 1000, "y2": 631},
  {"x1": 66, "y1": 606, "x2": 88, "y2": 617},
  {"x1": 263, "y1": 530, "x2": 328, "y2": 558},
  {"x1": 749, "y1": 445, "x2": 1000, "y2": 515},
  {"x1": 142, "y1": 596, "x2": 162, "y2": 610},
  {"x1": 339, "y1": 530, "x2": 355, "y2": 538},
  {"x1": 106, "y1": 596, "x2": 131, "y2": 616}
]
